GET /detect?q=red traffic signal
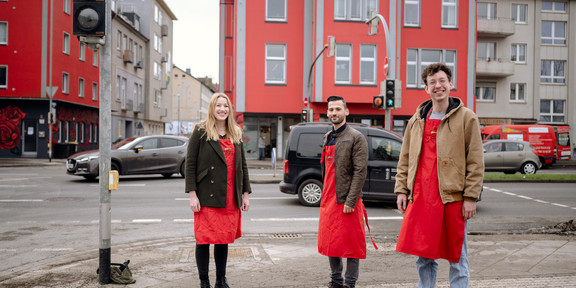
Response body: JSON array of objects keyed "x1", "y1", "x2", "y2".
[{"x1": 373, "y1": 96, "x2": 384, "y2": 109}]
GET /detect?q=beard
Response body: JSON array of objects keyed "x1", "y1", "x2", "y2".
[{"x1": 330, "y1": 116, "x2": 344, "y2": 125}]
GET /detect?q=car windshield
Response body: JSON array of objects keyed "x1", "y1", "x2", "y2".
[{"x1": 112, "y1": 137, "x2": 138, "y2": 150}]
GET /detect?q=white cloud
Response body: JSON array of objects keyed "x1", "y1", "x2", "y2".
[{"x1": 165, "y1": 0, "x2": 219, "y2": 80}]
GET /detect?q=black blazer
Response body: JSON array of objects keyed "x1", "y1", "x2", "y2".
[{"x1": 185, "y1": 125, "x2": 251, "y2": 209}]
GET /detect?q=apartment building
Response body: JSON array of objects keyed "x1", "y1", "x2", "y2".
[
  {"x1": 475, "y1": 0, "x2": 575, "y2": 142},
  {"x1": 220, "y1": 0, "x2": 476, "y2": 159}
]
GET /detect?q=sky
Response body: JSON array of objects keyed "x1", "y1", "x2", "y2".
[{"x1": 164, "y1": 0, "x2": 219, "y2": 80}]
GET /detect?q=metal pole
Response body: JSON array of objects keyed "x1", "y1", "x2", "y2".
[
  {"x1": 98, "y1": 0, "x2": 112, "y2": 284},
  {"x1": 48, "y1": 0, "x2": 54, "y2": 161}
]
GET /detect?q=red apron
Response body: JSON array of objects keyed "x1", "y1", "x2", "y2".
[
  {"x1": 318, "y1": 145, "x2": 367, "y2": 259},
  {"x1": 396, "y1": 118, "x2": 465, "y2": 263},
  {"x1": 193, "y1": 139, "x2": 241, "y2": 244}
]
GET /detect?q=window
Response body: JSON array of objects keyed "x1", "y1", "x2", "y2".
[
  {"x1": 265, "y1": 44, "x2": 286, "y2": 84},
  {"x1": 116, "y1": 75, "x2": 121, "y2": 100},
  {"x1": 511, "y1": 4, "x2": 527, "y2": 23},
  {"x1": 334, "y1": 0, "x2": 378, "y2": 21},
  {"x1": 542, "y1": 1, "x2": 566, "y2": 12},
  {"x1": 62, "y1": 72, "x2": 69, "y2": 94},
  {"x1": 541, "y1": 60, "x2": 565, "y2": 83},
  {"x1": 335, "y1": 44, "x2": 352, "y2": 84},
  {"x1": 78, "y1": 78, "x2": 85, "y2": 98},
  {"x1": 509, "y1": 83, "x2": 525, "y2": 102},
  {"x1": 541, "y1": 21, "x2": 566, "y2": 45},
  {"x1": 266, "y1": 0, "x2": 286, "y2": 21},
  {"x1": 0, "y1": 22, "x2": 7, "y2": 45},
  {"x1": 92, "y1": 82, "x2": 98, "y2": 101},
  {"x1": 404, "y1": 0, "x2": 420, "y2": 27},
  {"x1": 540, "y1": 100, "x2": 564, "y2": 123},
  {"x1": 154, "y1": 33, "x2": 159, "y2": 51},
  {"x1": 122, "y1": 34, "x2": 127, "y2": 51},
  {"x1": 477, "y1": 42, "x2": 495, "y2": 61},
  {"x1": 63, "y1": 32, "x2": 70, "y2": 54},
  {"x1": 511, "y1": 43, "x2": 526, "y2": 63},
  {"x1": 406, "y1": 48, "x2": 456, "y2": 88},
  {"x1": 154, "y1": 5, "x2": 159, "y2": 23},
  {"x1": 475, "y1": 82, "x2": 496, "y2": 102},
  {"x1": 93, "y1": 50, "x2": 98, "y2": 66},
  {"x1": 360, "y1": 44, "x2": 376, "y2": 84},
  {"x1": 79, "y1": 122, "x2": 85, "y2": 143},
  {"x1": 79, "y1": 43, "x2": 85, "y2": 61},
  {"x1": 121, "y1": 77, "x2": 127, "y2": 108},
  {"x1": 441, "y1": 0, "x2": 458, "y2": 28},
  {"x1": 0, "y1": 66, "x2": 6, "y2": 88},
  {"x1": 116, "y1": 31, "x2": 121, "y2": 50},
  {"x1": 478, "y1": 2, "x2": 496, "y2": 20},
  {"x1": 504, "y1": 142, "x2": 524, "y2": 152},
  {"x1": 371, "y1": 136, "x2": 402, "y2": 161},
  {"x1": 154, "y1": 90, "x2": 161, "y2": 107},
  {"x1": 296, "y1": 133, "x2": 324, "y2": 158},
  {"x1": 63, "y1": 0, "x2": 70, "y2": 14}
]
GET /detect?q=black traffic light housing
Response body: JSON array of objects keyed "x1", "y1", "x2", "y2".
[
  {"x1": 385, "y1": 79, "x2": 395, "y2": 108},
  {"x1": 301, "y1": 109, "x2": 308, "y2": 122},
  {"x1": 73, "y1": 0, "x2": 106, "y2": 37},
  {"x1": 372, "y1": 96, "x2": 384, "y2": 109}
]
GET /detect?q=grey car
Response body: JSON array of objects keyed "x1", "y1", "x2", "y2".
[
  {"x1": 483, "y1": 140, "x2": 542, "y2": 175},
  {"x1": 66, "y1": 135, "x2": 188, "y2": 180}
]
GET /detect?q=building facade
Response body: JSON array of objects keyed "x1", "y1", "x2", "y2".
[
  {"x1": 219, "y1": 0, "x2": 476, "y2": 159},
  {"x1": 0, "y1": 0, "x2": 100, "y2": 159},
  {"x1": 475, "y1": 0, "x2": 575, "y2": 148}
]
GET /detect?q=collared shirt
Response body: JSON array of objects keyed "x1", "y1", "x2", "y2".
[{"x1": 326, "y1": 123, "x2": 347, "y2": 146}]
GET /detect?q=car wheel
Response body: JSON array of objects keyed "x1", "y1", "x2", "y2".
[
  {"x1": 521, "y1": 162, "x2": 537, "y2": 175},
  {"x1": 298, "y1": 179, "x2": 322, "y2": 207},
  {"x1": 180, "y1": 162, "x2": 185, "y2": 178},
  {"x1": 111, "y1": 162, "x2": 119, "y2": 172}
]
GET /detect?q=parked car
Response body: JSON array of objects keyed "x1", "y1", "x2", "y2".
[
  {"x1": 483, "y1": 140, "x2": 542, "y2": 175},
  {"x1": 279, "y1": 122, "x2": 403, "y2": 206},
  {"x1": 66, "y1": 135, "x2": 189, "y2": 180}
]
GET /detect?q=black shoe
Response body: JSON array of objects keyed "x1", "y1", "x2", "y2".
[
  {"x1": 200, "y1": 279, "x2": 211, "y2": 288},
  {"x1": 327, "y1": 281, "x2": 345, "y2": 288},
  {"x1": 215, "y1": 277, "x2": 230, "y2": 288}
]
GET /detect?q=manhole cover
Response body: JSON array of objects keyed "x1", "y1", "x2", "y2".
[{"x1": 179, "y1": 247, "x2": 256, "y2": 263}]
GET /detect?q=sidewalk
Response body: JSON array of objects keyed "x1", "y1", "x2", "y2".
[{"x1": 1, "y1": 234, "x2": 575, "y2": 287}]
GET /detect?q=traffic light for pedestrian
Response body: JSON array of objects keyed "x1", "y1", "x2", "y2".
[
  {"x1": 372, "y1": 96, "x2": 384, "y2": 109},
  {"x1": 301, "y1": 109, "x2": 308, "y2": 122},
  {"x1": 385, "y1": 80, "x2": 395, "y2": 108},
  {"x1": 73, "y1": 0, "x2": 106, "y2": 37}
]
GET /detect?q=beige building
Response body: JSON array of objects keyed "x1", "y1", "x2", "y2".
[
  {"x1": 475, "y1": 0, "x2": 575, "y2": 146},
  {"x1": 110, "y1": 0, "x2": 176, "y2": 139},
  {"x1": 167, "y1": 66, "x2": 215, "y2": 136}
]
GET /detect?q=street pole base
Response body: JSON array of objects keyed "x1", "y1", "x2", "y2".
[{"x1": 98, "y1": 248, "x2": 111, "y2": 284}]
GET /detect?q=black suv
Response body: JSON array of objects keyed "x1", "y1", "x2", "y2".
[{"x1": 279, "y1": 122, "x2": 403, "y2": 206}]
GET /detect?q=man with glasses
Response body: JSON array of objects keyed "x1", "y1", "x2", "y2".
[{"x1": 394, "y1": 63, "x2": 484, "y2": 287}]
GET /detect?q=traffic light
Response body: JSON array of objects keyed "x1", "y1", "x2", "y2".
[
  {"x1": 73, "y1": 0, "x2": 106, "y2": 37},
  {"x1": 385, "y1": 79, "x2": 395, "y2": 108},
  {"x1": 372, "y1": 96, "x2": 384, "y2": 109},
  {"x1": 301, "y1": 109, "x2": 308, "y2": 122}
]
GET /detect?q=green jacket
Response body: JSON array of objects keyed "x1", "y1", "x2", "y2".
[
  {"x1": 394, "y1": 97, "x2": 484, "y2": 203},
  {"x1": 185, "y1": 125, "x2": 251, "y2": 208}
]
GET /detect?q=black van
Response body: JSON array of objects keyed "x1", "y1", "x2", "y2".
[{"x1": 279, "y1": 122, "x2": 403, "y2": 206}]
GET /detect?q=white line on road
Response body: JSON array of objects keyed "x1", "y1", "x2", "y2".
[
  {"x1": 551, "y1": 203, "x2": 569, "y2": 208},
  {"x1": 175, "y1": 196, "x2": 297, "y2": 201},
  {"x1": 174, "y1": 219, "x2": 194, "y2": 222},
  {"x1": 132, "y1": 219, "x2": 162, "y2": 223},
  {"x1": 503, "y1": 192, "x2": 517, "y2": 196},
  {"x1": 90, "y1": 184, "x2": 147, "y2": 187},
  {"x1": 0, "y1": 199, "x2": 43, "y2": 202}
]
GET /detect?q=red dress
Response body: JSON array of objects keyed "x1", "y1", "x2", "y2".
[
  {"x1": 318, "y1": 145, "x2": 367, "y2": 259},
  {"x1": 193, "y1": 139, "x2": 242, "y2": 244},
  {"x1": 396, "y1": 118, "x2": 465, "y2": 263}
]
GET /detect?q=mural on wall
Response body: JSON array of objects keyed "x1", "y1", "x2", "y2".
[
  {"x1": 0, "y1": 105, "x2": 27, "y2": 154},
  {"x1": 52, "y1": 106, "x2": 99, "y2": 151}
]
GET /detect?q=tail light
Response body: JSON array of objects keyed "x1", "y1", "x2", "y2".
[{"x1": 283, "y1": 160, "x2": 289, "y2": 174}]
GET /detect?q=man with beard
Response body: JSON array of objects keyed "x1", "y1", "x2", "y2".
[{"x1": 318, "y1": 95, "x2": 370, "y2": 288}]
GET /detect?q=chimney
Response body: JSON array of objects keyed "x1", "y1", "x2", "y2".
[{"x1": 186, "y1": 68, "x2": 191, "y2": 75}]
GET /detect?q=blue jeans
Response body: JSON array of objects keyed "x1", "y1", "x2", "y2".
[
  {"x1": 416, "y1": 222, "x2": 469, "y2": 288},
  {"x1": 259, "y1": 148, "x2": 265, "y2": 160},
  {"x1": 329, "y1": 257, "x2": 359, "y2": 288}
]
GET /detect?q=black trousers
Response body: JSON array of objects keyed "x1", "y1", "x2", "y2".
[{"x1": 195, "y1": 244, "x2": 228, "y2": 280}]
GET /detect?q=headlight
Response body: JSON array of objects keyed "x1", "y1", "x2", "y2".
[{"x1": 77, "y1": 155, "x2": 99, "y2": 163}]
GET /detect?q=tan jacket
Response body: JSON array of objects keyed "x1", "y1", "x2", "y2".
[
  {"x1": 394, "y1": 97, "x2": 484, "y2": 203},
  {"x1": 321, "y1": 124, "x2": 368, "y2": 207}
]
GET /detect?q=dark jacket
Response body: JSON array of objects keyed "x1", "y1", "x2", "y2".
[
  {"x1": 185, "y1": 125, "x2": 251, "y2": 208},
  {"x1": 321, "y1": 124, "x2": 368, "y2": 207}
]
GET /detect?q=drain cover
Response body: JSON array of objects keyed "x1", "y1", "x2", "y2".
[{"x1": 269, "y1": 233, "x2": 302, "y2": 239}]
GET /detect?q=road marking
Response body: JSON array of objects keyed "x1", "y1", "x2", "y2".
[
  {"x1": 132, "y1": 219, "x2": 162, "y2": 223},
  {"x1": 551, "y1": 203, "x2": 569, "y2": 208},
  {"x1": 174, "y1": 219, "x2": 193, "y2": 222},
  {"x1": 0, "y1": 185, "x2": 39, "y2": 188},
  {"x1": 252, "y1": 218, "x2": 319, "y2": 221},
  {"x1": 33, "y1": 248, "x2": 74, "y2": 252},
  {"x1": 486, "y1": 187, "x2": 575, "y2": 209},
  {"x1": 503, "y1": 192, "x2": 517, "y2": 196},
  {"x1": 0, "y1": 199, "x2": 43, "y2": 202},
  {"x1": 175, "y1": 196, "x2": 298, "y2": 201},
  {"x1": 0, "y1": 178, "x2": 30, "y2": 182},
  {"x1": 517, "y1": 195, "x2": 533, "y2": 200},
  {"x1": 90, "y1": 184, "x2": 147, "y2": 187},
  {"x1": 534, "y1": 199, "x2": 549, "y2": 204}
]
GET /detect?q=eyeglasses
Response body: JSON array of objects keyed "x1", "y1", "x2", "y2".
[{"x1": 427, "y1": 78, "x2": 449, "y2": 87}]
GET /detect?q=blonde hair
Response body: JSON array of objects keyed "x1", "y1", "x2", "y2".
[{"x1": 199, "y1": 93, "x2": 243, "y2": 144}]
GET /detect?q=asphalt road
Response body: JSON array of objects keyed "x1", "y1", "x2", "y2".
[{"x1": 0, "y1": 164, "x2": 575, "y2": 277}]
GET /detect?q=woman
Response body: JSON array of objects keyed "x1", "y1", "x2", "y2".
[{"x1": 185, "y1": 93, "x2": 251, "y2": 288}]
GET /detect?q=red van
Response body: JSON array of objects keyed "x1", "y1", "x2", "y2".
[{"x1": 480, "y1": 125, "x2": 571, "y2": 166}]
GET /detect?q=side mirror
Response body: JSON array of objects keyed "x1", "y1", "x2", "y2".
[{"x1": 133, "y1": 146, "x2": 143, "y2": 153}]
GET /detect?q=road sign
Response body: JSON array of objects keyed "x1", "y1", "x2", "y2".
[{"x1": 46, "y1": 86, "x2": 59, "y2": 98}]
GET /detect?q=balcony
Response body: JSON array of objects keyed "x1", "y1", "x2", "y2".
[
  {"x1": 161, "y1": 25, "x2": 169, "y2": 37},
  {"x1": 126, "y1": 99, "x2": 133, "y2": 111},
  {"x1": 477, "y1": 17, "x2": 515, "y2": 38},
  {"x1": 476, "y1": 58, "x2": 515, "y2": 78},
  {"x1": 134, "y1": 103, "x2": 144, "y2": 113},
  {"x1": 123, "y1": 50, "x2": 133, "y2": 63}
]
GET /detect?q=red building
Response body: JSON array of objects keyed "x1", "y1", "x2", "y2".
[
  {"x1": 219, "y1": 0, "x2": 476, "y2": 159},
  {"x1": 0, "y1": 0, "x2": 100, "y2": 158}
]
